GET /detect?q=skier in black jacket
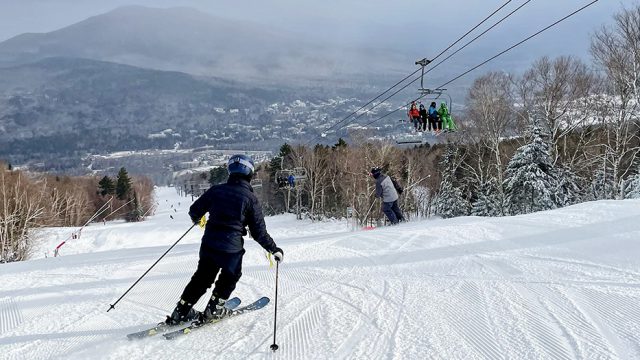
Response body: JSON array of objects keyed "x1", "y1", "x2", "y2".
[
  {"x1": 166, "y1": 154, "x2": 283, "y2": 325},
  {"x1": 418, "y1": 104, "x2": 428, "y2": 132}
]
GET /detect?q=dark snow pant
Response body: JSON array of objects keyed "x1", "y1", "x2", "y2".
[
  {"x1": 428, "y1": 117, "x2": 438, "y2": 131},
  {"x1": 412, "y1": 117, "x2": 420, "y2": 130},
  {"x1": 180, "y1": 247, "x2": 244, "y2": 304},
  {"x1": 420, "y1": 117, "x2": 428, "y2": 131},
  {"x1": 382, "y1": 200, "x2": 404, "y2": 225}
]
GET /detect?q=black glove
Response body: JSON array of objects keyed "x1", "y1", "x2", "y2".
[
  {"x1": 189, "y1": 211, "x2": 199, "y2": 225},
  {"x1": 272, "y1": 247, "x2": 284, "y2": 263}
]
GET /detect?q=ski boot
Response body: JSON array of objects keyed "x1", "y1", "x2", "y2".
[
  {"x1": 201, "y1": 296, "x2": 232, "y2": 321},
  {"x1": 165, "y1": 299, "x2": 198, "y2": 325}
]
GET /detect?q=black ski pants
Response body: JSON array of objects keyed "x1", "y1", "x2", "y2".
[
  {"x1": 382, "y1": 200, "x2": 404, "y2": 225},
  {"x1": 180, "y1": 247, "x2": 244, "y2": 304},
  {"x1": 429, "y1": 116, "x2": 440, "y2": 131}
]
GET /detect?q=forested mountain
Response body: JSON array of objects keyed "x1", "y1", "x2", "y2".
[
  {"x1": 0, "y1": 6, "x2": 409, "y2": 172},
  {"x1": 0, "y1": 6, "x2": 406, "y2": 83},
  {"x1": 0, "y1": 57, "x2": 386, "y2": 173},
  {"x1": 0, "y1": 57, "x2": 286, "y2": 156}
]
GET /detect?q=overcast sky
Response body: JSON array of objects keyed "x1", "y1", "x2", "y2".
[{"x1": 0, "y1": 0, "x2": 629, "y2": 65}]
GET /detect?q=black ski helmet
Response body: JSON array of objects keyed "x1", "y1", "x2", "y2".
[
  {"x1": 227, "y1": 154, "x2": 255, "y2": 176},
  {"x1": 370, "y1": 167, "x2": 382, "y2": 177}
]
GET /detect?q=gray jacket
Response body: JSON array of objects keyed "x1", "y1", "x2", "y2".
[{"x1": 375, "y1": 174, "x2": 399, "y2": 203}]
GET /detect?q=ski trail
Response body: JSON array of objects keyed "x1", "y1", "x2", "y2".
[
  {"x1": 439, "y1": 280, "x2": 506, "y2": 359},
  {"x1": 569, "y1": 287, "x2": 640, "y2": 359},
  {"x1": 351, "y1": 280, "x2": 404, "y2": 359},
  {"x1": 385, "y1": 281, "x2": 407, "y2": 357},
  {"x1": 524, "y1": 285, "x2": 596, "y2": 358},
  {"x1": 278, "y1": 302, "x2": 325, "y2": 360},
  {"x1": 4, "y1": 299, "x2": 116, "y2": 359},
  {"x1": 474, "y1": 255, "x2": 575, "y2": 359},
  {"x1": 517, "y1": 254, "x2": 640, "y2": 279},
  {"x1": 3, "y1": 193, "x2": 640, "y2": 359},
  {"x1": 0, "y1": 297, "x2": 22, "y2": 335}
]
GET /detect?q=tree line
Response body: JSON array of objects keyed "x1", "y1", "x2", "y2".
[{"x1": 0, "y1": 165, "x2": 154, "y2": 263}]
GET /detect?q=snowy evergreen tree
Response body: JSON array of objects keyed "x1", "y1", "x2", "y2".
[
  {"x1": 435, "y1": 146, "x2": 470, "y2": 218},
  {"x1": 126, "y1": 191, "x2": 144, "y2": 222},
  {"x1": 553, "y1": 166, "x2": 583, "y2": 207},
  {"x1": 590, "y1": 166, "x2": 615, "y2": 200},
  {"x1": 503, "y1": 125, "x2": 557, "y2": 215},
  {"x1": 624, "y1": 164, "x2": 640, "y2": 199},
  {"x1": 471, "y1": 178, "x2": 502, "y2": 217}
]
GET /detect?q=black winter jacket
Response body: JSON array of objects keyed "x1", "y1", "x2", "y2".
[
  {"x1": 419, "y1": 108, "x2": 428, "y2": 120},
  {"x1": 189, "y1": 175, "x2": 277, "y2": 254}
]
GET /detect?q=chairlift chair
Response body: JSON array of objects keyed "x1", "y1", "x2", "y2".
[
  {"x1": 414, "y1": 58, "x2": 457, "y2": 133},
  {"x1": 274, "y1": 169, "x2": 292, "y2": 189},
  {"x1": 292, "y1": 167, "x2": 307, "y2": 181},
  {"x1": 250, "y1": 178, "x2": 263, "y2": 189}
]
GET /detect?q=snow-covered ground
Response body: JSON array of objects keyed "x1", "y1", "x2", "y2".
[{"x1": 1, "y1": 187, "x2": 640, "y2": 359}]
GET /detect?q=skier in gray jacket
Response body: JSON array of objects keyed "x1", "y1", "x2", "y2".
[{"x1": 371, "y1": 167, "x2": 404, "y2": 224}]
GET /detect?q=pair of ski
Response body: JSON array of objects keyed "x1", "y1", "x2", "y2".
[{"x1": 126, "y1": 296, "x2": 269, "y2": 340}]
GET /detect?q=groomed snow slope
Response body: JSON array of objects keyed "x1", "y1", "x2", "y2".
[{"x1": 1, "y1": 187, "x2": 640, "y2": 359}]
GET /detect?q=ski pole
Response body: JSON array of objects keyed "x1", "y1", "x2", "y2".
[
  {"x1": 106, "y1": 223, "x2": 197, "y2": 312},
  {"x1": 270, "y1": 260, "x2": 280, "y2": 352}
]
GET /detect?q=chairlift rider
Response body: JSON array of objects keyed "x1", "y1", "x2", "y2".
[
  {"x1": 438, "y1": 102, "x2": 456, "y2": 132},
  {"x1": 418, "y1": 104, "x2": 428, "y2": 132},
  {"x1": 428, "y1": 102, "x2": 441, "y2": 134},
  {"x1": 407, "y1": 102, "x2": 420, "y2": 132}
]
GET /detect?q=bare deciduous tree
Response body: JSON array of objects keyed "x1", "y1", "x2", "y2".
[
  {"x1": 0, "y1": 170, "x2": 47, "y2": 262},
  {"x1": 591, "y1": 5, "x2": 640, "y2": 198},
  {"x1": 293, "y1": 144, "x2": 331, "y2": 220},
  {"x1": 465, "y1": 72, "x2": 516, "y2": 207},
  {"x1": 518, "y1": 56, "x2": 596, "y2": 163}
]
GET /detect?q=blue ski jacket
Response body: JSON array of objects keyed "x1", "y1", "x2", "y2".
[
  {"x1": 189, "y1": 175, "x2": 277, "y2": 254},
  {"x1": 428, "y1": 106, "x2": 439, "y2": 119}
]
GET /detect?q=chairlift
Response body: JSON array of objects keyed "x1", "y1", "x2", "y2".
[
  {"x1": 415, "y1": 57, "x2": 454, "y2": 113},
  {"x1": 292, "y1": 167, "x2": 307, "y2": 181},
  {"x1": 275, "y1": 169, "x2": 292, "y2": 188},
  {"x1": 414, "y1": 58, "x2": 458, "y2": 133},
  {"x1": 275, "y1": 168, "x2": 307, "y2": 189},
  {"x1": 395, "y1": 134, "x2": 425, "y2": 145},
  {"x1": 250, "y1": 178, "x2": 263, "y2": 189}
]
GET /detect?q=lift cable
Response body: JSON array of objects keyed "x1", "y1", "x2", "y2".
[
  {"x1": 357, "y1": 0, "x2": 600, "y2": 130},
  {"x1": 303, "y1": 0, "x2": 515, "y2": 146},
  {"x1": 331, "y1": 0, "x2": 534, "y2": 134}
]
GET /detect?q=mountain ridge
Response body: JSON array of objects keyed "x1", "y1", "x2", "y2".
[{"x1": 0, "y1": 5, "x2": 406, "y2": 83}]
